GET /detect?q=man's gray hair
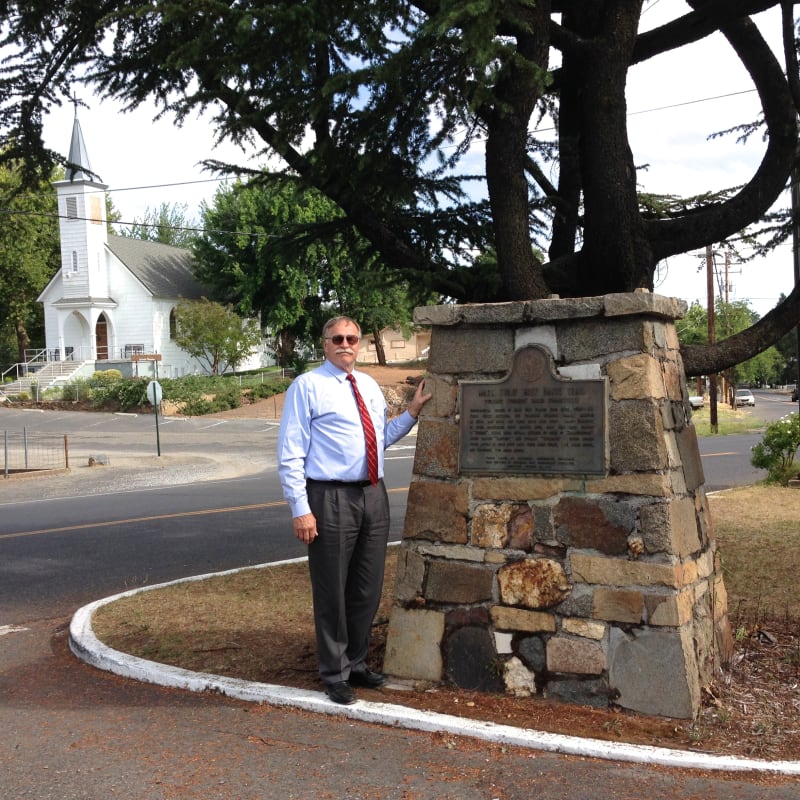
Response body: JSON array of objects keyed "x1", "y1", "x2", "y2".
[{"x1": 322, "y1": 316, "x2": 361, "y2": 339}]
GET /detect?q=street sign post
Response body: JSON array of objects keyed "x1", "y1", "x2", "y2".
[{"x1": 146, "y1": 379, "x2": 163, "y2": 456}]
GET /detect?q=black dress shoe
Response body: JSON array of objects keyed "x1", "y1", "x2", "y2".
[
  {"x1": 349, "y1": 668, "x2": 388, "y2": 688},
  {"x1": 325, "y1": 681, "x2": 356, "y2": 705}
]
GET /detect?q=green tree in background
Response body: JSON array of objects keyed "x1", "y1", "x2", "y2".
[
  {"x1": 677, "y1": 300, "x2": 785, "y2": 390},
  {"x1": 326, "y1": 251, "x2": 434, "y2": 366},
  {"x1": 173, "y1": 298, "x2": 262, "y2": 375},
  {"x1": 0, "y1": 160, "x2": 59, "y2": 366},
  {"x1": 675, "y1": 303, "x2": 710, "y2": 347},
  {"x1": 105, "y1": 194, "x2": 122, "y2": 234},
  {"x1": 193, "y1": 180, "x2": 330, "y2": 365},
  {"x1": 193, "y1": 178, "x2": 429, "y2": 365},
  {"x1": 119, "y1": 201, "x2": 198, "y2": 248}
]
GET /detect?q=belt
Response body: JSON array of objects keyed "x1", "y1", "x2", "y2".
[{"x1": 307, "y1": 478, "x2": 375, "y2": 488}]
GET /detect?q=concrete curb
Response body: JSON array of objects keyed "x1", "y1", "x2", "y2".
[{"x1": 69, "y1": 558, "x2": 800, "y2": 777}]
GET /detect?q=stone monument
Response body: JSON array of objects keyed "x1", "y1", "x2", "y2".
[{"x1": 383, "y1": 292, "x2": 733, "y2": 719}]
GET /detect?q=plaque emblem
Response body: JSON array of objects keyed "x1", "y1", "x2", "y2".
[{"x1": 458, "y1": 345, "x2": 608, "y2": 476}]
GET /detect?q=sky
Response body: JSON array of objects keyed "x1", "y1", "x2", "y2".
[{"x1": 39, "y1": 2, "x2": 797, "y2": 318}]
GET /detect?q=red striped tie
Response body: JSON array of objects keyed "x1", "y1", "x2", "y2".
[{"x1": 347, "y1": 373, "x2": 379, "y2": 485}]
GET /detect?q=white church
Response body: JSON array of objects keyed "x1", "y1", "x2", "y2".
[{"x1": 35, "y1": 113, "x2": 267, "y2": 380}]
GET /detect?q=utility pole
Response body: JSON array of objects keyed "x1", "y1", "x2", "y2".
[
  {"x1": 707, "y1": 245, "x2": 718, "y2": 433},
  {"x1": 725, "y1": 251, "x2": 730, "y2": 304}
]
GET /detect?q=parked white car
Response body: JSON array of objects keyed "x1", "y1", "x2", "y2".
[
  {"x1": 734, "y1": 388, "x2": 755, "y2": 407},
  {"x1": 688, "y1": 395, "x2": 704, "y2": 410}
]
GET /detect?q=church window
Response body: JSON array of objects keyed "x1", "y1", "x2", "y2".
[{"x1": 66, "y1": 196, "x2": 78, "y2": 219}]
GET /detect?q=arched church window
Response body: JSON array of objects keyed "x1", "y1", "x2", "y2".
[{"x1": 169, "y1": 307, "x2": 178, "y2": 339}]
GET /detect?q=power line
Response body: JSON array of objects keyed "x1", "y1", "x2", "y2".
[
  {"x1": 628, "y1": 88, "x2": 755, "y2": 117},
  {"x1": 0, "y1": 208, "x2": 276, "y2": 239}
]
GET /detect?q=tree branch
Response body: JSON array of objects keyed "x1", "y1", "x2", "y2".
[
  {"x1": 631, "y1": 0, "x2": 778, "y2": 64},
  {"x1": 681, "y1": 285, "x2": 800, "y2": 376},
  {"x1": 644, "y1": 11, "x2": 796, "y2": 261}
]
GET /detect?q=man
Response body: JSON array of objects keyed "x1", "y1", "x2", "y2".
[{"x1": 277, "y1": 316, "x2": 431, "y2": 705}]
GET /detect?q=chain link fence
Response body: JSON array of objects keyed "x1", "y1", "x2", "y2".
[{"x1": 3, "y1": 429, "x2": 69, "y2": 478}]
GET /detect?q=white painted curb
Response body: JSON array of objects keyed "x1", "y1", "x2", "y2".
[{"x1": 69, "y1": 559, "x2": 800, "y2": 776}]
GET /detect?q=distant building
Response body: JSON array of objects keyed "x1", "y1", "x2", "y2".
[
  {"x1": 37, "y1": 112, "x2": 267, "y2": 378},
  {"x1": 358, "y1": 326, "x2": 431, "y2": 365}
]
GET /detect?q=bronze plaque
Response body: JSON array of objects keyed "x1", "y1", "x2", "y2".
[{"x1": 459, "y1": 345, "x2": 607, "y2": 476}]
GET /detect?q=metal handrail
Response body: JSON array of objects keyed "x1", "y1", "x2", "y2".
[{"x1": 3, "y1": 347, "x2": 83, "y2": 384}]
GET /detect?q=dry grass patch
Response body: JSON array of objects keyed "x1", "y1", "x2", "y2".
[
  {"x1": 710, "y1": 485, "x2": 800, "y2": 621},
  {"x1": 92, "y1": 486, "x2": 800, "y2": 762}
]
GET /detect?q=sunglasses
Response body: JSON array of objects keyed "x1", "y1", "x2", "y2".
[{"x1": 326, "y1": 334, "x2": 360, "y2": 346}]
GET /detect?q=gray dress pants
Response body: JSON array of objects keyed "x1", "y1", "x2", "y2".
[{"x1": 306, "y1": 479, "x2": 390, "y2": 684}]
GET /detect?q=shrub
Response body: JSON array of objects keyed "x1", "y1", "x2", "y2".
[
  {"x1": 90, "y1": 376, "x2": 149, "y2": 410},
  {"x1": 114, "y1": 378, "x2": 150, "y2": 410},
  {"x1": 83, "y1": 370, "x2": 289, "y2": 415},
  {"x1": 750, "y1": 412, "x2": 800, "y2": 485},
  {"x1": 91, "y1": 369, "x2": 124, "y2": 385},
  {"x1": 248, "y1": 378, "x2": 291, "y2": 400},
  {"x1": 62, "y1": 378, "x2": 93, "y2": 402},
  {"x1": 181, "y1": 397, "x2": 215, "y2": 416}
]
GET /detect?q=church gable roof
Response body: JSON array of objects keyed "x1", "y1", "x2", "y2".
[{"x1": 106, "y1": 234, "x2": 207, "y2": 300}]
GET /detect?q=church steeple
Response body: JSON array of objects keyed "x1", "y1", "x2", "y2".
[
  {"x1": 65, "y1": 106, "x2": 100, "y2": 183},
  {"x1": 53, "y1": 109, "x2": 110, "y2": 305}
]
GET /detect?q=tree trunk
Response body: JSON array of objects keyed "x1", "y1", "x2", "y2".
[
  {"x1": 565, "y1": 1, "x2": 653, "y2": 294},
  {"x1": 277, "y1": 329, "x2": 296, "y2": 368},
  {"x1": 372, "y1": 328, "x2": 387, "y2": 366},
  {"x1": 484, "y1": 0, "x2": 552, "y2": 301},
  {"x1": 15, "y1": 319, "x2": 30, "y2": 364}
]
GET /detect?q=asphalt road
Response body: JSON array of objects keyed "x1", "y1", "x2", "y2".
[
  {"x1": 0, "y1": 456, "x2": 415, "y2": 623},
  {"x1": 692, "y1": 389, "x2": 797, "y2": 490},
  {"x1": 1, "y1": 403, "x2": 799, "y2": 798}
]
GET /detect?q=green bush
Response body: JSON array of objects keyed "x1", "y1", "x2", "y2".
[
  {"x1": 248, "y1": 378, "x2": 291, "y2": 400},
  {"x1": 181, "y1": 397, "x2": 215, "y2": 416},
  {"x1": 115, "y1": 378, "x2": 150, "y2": 410},
  {"x1": 61, "y1": 377, "x2": 93, "y2": 402},
  {"x1": 750, "y1": 412, "x2": 800, "y2": 485},
  {"x1": 90, "y1": 376, "x2": 149, "y2": 410},
  {"x1": 196, "y1": 388, "x2": 241, "y2": 414},
  {"x1": 91, "y1": 369, "x2": 124, "y2": 384},
  {"x1": 82, "y1": 370, "x2": 291, "y2": 415}
]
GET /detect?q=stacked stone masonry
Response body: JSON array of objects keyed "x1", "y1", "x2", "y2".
[{"x1": 384, "y1": 292, "x2": 733, "y2": 719}]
